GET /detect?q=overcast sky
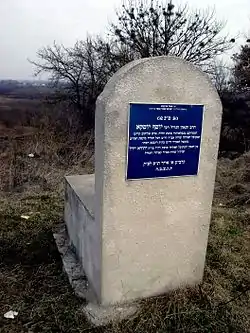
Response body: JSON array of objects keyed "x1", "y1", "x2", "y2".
[{"x1": 0, "y1": 0, "x2": 249, "y2": 80}]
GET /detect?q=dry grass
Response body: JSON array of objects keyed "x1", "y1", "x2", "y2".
[
  {"x1": 0, "y1": 133, "x2": 250, "y2": 332},
  {"x1": 214, "y1": 152, "x2": 250, "y2": 207},
  {"x1": 0, "y1": 128, "x2": 94, "y2": 194}
]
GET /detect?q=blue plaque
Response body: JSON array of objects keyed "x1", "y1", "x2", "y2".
[{"x1": 126, "y1": 103, "x2": 204, "y2": 180}]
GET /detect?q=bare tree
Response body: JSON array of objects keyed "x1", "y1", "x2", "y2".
[
  {"x1": 111, "y1": 0, "x2": 234, "y2": 68},
  {"x1": 30, "y1": 37, "x2": 134, "y2": 129},
  {"x1": 30, "y1": 0, "x2": 235, "y2": 131},
  {"x1": 209, "y1": 60, "x2": 232, "y2": 95},
  {"x1": 232, "y1": 42, "x2": 250, "y2": 92},
  {"x1": 30, "y1": 41, "x2": 88, "y2": 123}
]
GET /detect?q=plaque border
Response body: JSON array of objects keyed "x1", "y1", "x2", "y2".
[{"x1": 125, "y1": 102, "x2": 205, "y2": 181}]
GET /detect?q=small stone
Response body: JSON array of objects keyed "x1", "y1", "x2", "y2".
[
  {"x1": 4, "y1": 311, "x2": 18, "y2": 319},
  {"x1": 21, "y1": 215, "x2": 30, "y2": 220}
]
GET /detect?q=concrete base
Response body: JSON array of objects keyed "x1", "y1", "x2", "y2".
[
  {"x1": 53, "y1": 223, "x2": 138, "y2": 326},
  {"x1": 83, "y1": 302, "x2": 138, "y2": 326},
  {"x1": 53, "y1": 223, "x2": 89, "y2": 299}
]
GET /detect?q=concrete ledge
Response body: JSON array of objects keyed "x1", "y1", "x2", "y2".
[
  {"x1": 64, "y1": 174, "x2": 101, "y2": 301},
  {"x1": 65, "y1": 174, "x2": 95, "y2": 218},
  {"x1": 53, "y1": 223, "x2": 138, "y2": 327}
]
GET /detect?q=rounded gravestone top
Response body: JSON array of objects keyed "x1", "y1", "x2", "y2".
[{"x1": 96, "y1": 56, "x2": 221, "y2": 145}]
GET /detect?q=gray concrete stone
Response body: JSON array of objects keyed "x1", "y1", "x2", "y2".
[
  {"x1": 65, "y1": 175, "x2": 95, "y2": 218},
  {"x1": 83, "y1": 302, "x2": 138, "y2": 326},
  {"x1": 64, "y1": 174, "x2": 100, "y2": 302},
  {"x1": 62, "y1": 56, "x2": 222, "y2": 308},
  {"x1": 95, "y1": 56, "x2": 222, "y2": 304},
  {"x1": 53, "y1": 224, "x2": 138, "y2": 326},
  {"x1": 53, "y1": 223, "x2": 88, "y2": 299}
]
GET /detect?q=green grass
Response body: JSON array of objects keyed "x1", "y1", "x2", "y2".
[{"x1": 0, "y1": 158, "x2": 250, "y2": 332}]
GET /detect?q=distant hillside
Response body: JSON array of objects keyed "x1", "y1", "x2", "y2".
[{"x1": 0, "y1": 80, "x2": 52, "y2": 99}]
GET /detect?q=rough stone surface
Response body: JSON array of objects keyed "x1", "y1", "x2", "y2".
[
  {"x1": 95, "y1": 56, "x2": 222, "y2": 304},
  {"x1": 53, "y1": 223, "x2": 88, "y2": 299},
  {"x1": 83, "y1": 302, "x2": 138, "y2": 326}
]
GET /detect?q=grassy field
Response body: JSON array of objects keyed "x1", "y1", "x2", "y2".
[{"x1": 0, "y1": 134, "x2": 250, "y2": 332}]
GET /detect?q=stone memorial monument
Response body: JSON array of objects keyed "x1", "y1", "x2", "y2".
[{"x1": 55, "y1": 56, "x2": 222, "y2": 323}]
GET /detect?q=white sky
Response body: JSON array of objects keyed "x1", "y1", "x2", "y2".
[{"x1": 0, "y1": 0, "x2": 249, "y2": 79}]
